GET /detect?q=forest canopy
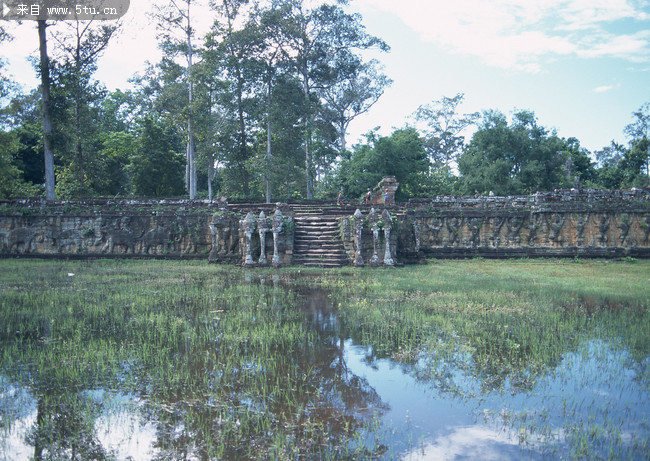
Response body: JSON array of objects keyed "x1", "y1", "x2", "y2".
[{"x1": 0, "y1": 1, "x2": 648, "y2": 202}]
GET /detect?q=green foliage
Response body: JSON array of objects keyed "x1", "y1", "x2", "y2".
[
  {"x1": 458, "y1": 110, "x2": 571, "y2": 195},
  {"x1": 339, "y1": 127, "x2": 429, "y2": 200},
  {"x1": 0, "y1": 130, "x2": 41, "y2": 199},
  {"x1": 54, "y1": 165, "x2": 95, "y2": 199},
  {"x1": 414, "y1": 92, "x2": 480, "y2": 166},
  {"x1": 127, "y1": 117, "x2": 185, "y2": 197}
]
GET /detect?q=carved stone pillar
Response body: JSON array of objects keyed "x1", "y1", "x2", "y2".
[
  {"x1": 368, "y1": 208, "x2": 380, "y2": 266},
  {"x1": 354, "y1": 209, "x2": 364, "y2": 267},
  {"x1": 209, "y1": 223, "x2": 218, "y2": 261},
  {"x1": 382, "y1": 209, "x2": 394, "y2": 267},
  {"x1": 413, "y1": 220, "x2": 421, "y2": 254},
  {"x1": 258, "y1": 211, "x2": 269, "y2": 266},
  {"x1": 241, "y1": 212, "x2": 256, "y2": 268},
  {"x1": 272, "y1": 209, "x2": 283, "y2": 267}
]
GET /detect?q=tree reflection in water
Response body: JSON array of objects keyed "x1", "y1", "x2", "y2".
[{"x1": 0, "y1": 261, "x2": 647, "y2": 460}]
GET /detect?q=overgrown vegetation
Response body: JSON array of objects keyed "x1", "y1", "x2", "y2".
[
  {"x1": 1, "y1": 2, "x2": 648, "y2": 201},
  {"x1": 0, "y1": 259, "x2": 648, "y2": 459}
]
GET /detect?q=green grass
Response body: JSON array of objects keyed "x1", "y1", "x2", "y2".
[{"x1": 0, "y1": 258, "x2": 648, "y2": 459}]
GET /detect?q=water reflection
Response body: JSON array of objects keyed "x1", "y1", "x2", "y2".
[{"x1": 0, "y1": 268, "x2": 648, "y2": 460}]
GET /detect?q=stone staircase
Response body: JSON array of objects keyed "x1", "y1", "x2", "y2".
[{"x1": 292, "y1": 208, "x2": 349, "y2": 267}]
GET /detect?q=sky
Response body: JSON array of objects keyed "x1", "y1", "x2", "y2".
[{"x1": 1, "y1": 0, "x2": 649, "y2": 154}]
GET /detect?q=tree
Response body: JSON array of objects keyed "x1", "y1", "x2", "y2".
[
  {"x1": 155, "y1": 0, "x2": 203, "y2": 199},
  {"x1": 206, "y1": 0, "x2": 261, "y2": 199},
  {"x1": 413, "y1": 93, "x2": 480, "y2": 167},
  {"x1": 284, "y1": 0, "x2": 389, "y2": 198},
  {"x1": 458, "y1": 110, "x2": 569, "y2": 195},
  {"x1": 595, "y1": 141, "x2": 626, "y2": 169},
  {"x1": 128, "y1": 117, "x2": 185, "y2": 197},
  {"x1": 340, "y1": 127, "x2": 428, "y2": 201},
  {"x1": 321, "y1": 58, "x2": 391, "y2": 155},
  {"x1": 619, "y1": 137, "x2": 650, "y2": 187},
  {"x1": 51, "y1": 19, "x2": 117, "y2": 189},
  {"x1": 259, "y1": 74, "x2": 307, "y2": 201},
  {"x1": 0, "y1": 29, "x2": 32, "y2": 198},
  {"x1": 38, "y1": 20, "x2": 56, "y2": 200},
  {"x1": 561, "y1": 137, "x2": 596, "y2": 187},
  {"x1": 254, "y1": 1, "x2": 294, "y2": 203},
  {"x1": 624, "y1": 102, "x2": 649, "y2": 181}
]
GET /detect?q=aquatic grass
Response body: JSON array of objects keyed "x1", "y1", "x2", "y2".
[{"x1": 0, "y1": 258, "x2": 647, "y2": 459}]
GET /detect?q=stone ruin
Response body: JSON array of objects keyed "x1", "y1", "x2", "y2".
[{"x1": 1, "y1": 186, "x2": 649, "y2": 265}]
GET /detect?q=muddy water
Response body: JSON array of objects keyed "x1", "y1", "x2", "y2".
[{"x1": 1, "y1": 270, "x2": 648, "y2": 460}]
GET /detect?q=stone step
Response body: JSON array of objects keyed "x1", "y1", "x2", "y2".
[
  {"x1": 294, "y1": 228, "x2": 339, "y2": 235},
  {"x1": 294, "y1": 219, "x2": 341, "y2": 226},
  {"x1": 294, "y1": 235, "x2": 340, "y2": 242},
  {"x1": 291, "y1": 209, "x2": 350, "y2": 267},
  {"x1": 293, "y1": 257, "x2": 348, "y2": 266},
  {"x1": 295, "y1": 245, "x2": 346, "y2": 253},
  {"x1": 300, "y1": 261, "x2": 349, "y2": 268},
  {"x1": 294, "y1": 224, "x2": 340, "y2": 231},
  {"x1": 295, "y1": 242, "x2": 344, "y2": 250},
  {"x1": 295, "y1": 238, "x2": 342, "y2": 244},
  {"x1": 294, "y1": 225, "x2": 339, "y2": 231},
  {"x1": 293, "y1": 250, "x2": 346, "y2": 257},
  {"x1": 295, "y1": 253, "x2": 347, "y2": 259}
]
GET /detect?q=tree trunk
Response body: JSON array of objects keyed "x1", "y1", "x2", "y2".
[
  {"x1": 339, "y1": 118, "x2": 347, "y2": 155},
  {"x1": 38, "y1": 20, "x2": 55, "y2": 200},
  {"x1": 208, "y1": 161, "x2": 213, "y2": 201},
  {"x1": 266, "y1": 79, "x2": 272, "y2": 203},
  {"x1": 186, "y1": 0, "x2": 197, "y2": 199},
  {"x1": 302, "y1": 74, "x2": 313, "y2": 199},
  {"x1": 236, "y1": 74, "x2": 249, "y2": 196},
  {"x1": 75, "y1": 95, "x2": 84, "y2": 183}
]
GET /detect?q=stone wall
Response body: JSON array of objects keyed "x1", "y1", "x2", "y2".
[
  {"x1": 0, "y1": 198, "x2": 296, "y2": 266},
  {"x1": 398, "y1": 188, "x2": 650, "y2": 261},
  {"x1": 1, "y1": 189, "x2": 648, "y2": 264},
  {"x1": 0, "y1": 199, "x2": 218, "y2": 259}
]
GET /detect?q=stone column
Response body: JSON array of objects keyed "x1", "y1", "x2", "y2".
[
  {"x1": 368, "y1": 208, "x2": 380, "y2": 266},
  {"x1": 382, "y1": 209, "x2": 394, "y2": 267},
  {"x1": 241, "y1": 212, "x2": 256, "y2": 268},
  {"x1": 271, "y1": 209, "x2": 283, "y2": 267},
  {"x1": 258, "y1": 211, "x2": 269, "y2": 266},
  {"x1": 209, "y1": 212, "x2": 229, "y2": 262},
  {"x1": 354, "y1": 209, "x2": 364, "y2": 267},
  {"x1": 209, "y1": 223, "x2": 217, "y2": 259}
]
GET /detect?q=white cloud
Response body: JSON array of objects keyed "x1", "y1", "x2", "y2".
[
  {"x1": 402, "y1": 425, "x2": 521, "y2": 461},
  {"x1": 593, "y1": 85, "x2": 614, "y2": 93},
  {"x1": 358, "y1": 0, "x2": 650, "y2": 72}
]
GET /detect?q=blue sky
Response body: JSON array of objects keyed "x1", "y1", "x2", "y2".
[
  {"x1": 2, "y1": 0, "x2": 649, "y2": 154},
  {"x1": 347, "y1": 0, "x2": 650, "y2": 153}
]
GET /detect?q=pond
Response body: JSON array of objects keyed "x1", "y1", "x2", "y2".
[{"x1": 0, "y1": 259, "x2": 648, "y2": 459}]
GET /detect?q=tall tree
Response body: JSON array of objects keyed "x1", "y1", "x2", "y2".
[
  {"x1": 624, "y1": 102, "x2": 650, "y2": 180},
  {"x1": 339, "y1": 127, "x2": 428, "y2": 201},
  {"x1": 321, "y1": 57, "x2": 391, "y2": 155},
  {"x1": 38, "y1": 20, "x2": 56, "y2": 200},
  {"x1": 414, "y1": 93, "x2": 480, "y2": 167},
  {"x1": 47, "y1": 20, "x2": 118, "y2": 198},
  {"x1": 284, "y1": 0, "x2": 388, "y2": 198},
  {"x1": 255, "y1": 1, "x2": 293, "y2": 203},
  {"x1": 561, "y1": 137, "x2": 597, "y2": 187},
  {"x1": 155, "y1": 0, "x2": 202, "y2": 198},
  {"x1": 128, "y1": 117, "x2": 185, "y2": 197},
  {"x1": 207, "y1": 0, "x2": 261, "y2": 198},
  {"x1": 52, "y1": 20, "x2": 117, "y2": 186}
]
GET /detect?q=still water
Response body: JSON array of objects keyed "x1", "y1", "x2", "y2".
[{"x1": 1, "y1": 267, "x2": 648, "y2": 459}]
